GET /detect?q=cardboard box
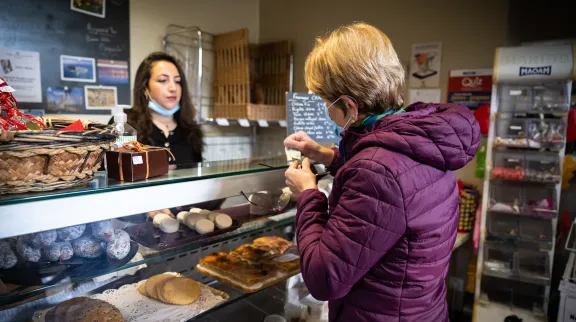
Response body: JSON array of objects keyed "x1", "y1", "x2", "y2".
[{"x1": 106, "y1": 148, "x2": 169, "y2": 181}]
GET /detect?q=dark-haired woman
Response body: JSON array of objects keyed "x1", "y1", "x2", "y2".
[{"x1": 115, "y1": 52, "x2": 204, "y2": 167}]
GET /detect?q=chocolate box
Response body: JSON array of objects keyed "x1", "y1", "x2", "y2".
[{"x1": 106, "y1": 148, "x2": 169, "y2": 182}]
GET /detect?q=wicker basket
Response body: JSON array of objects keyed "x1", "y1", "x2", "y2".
[
  {"x1": 0, "y1": 117, "x2": 116, "y2": 194},
  {"x1": 213, "y1": 28, "x2": 291, "y2": 121}
]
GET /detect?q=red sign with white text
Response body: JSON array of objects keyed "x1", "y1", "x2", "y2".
[{"x1": 447, "y1": 69, "x2": 493, "y2": 110}]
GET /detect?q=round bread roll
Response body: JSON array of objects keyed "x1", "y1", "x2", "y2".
[
  {"x1": 194, "y1": 219, "x2": 215, "y2": 234},
  {"x1": 91, "y1": 220, "x2": 114, "y2": 241},
  {"x1": 145, "y1": 274, "x2": 174, "y2": 300},
  {"x1": 158, "y1": 277, "x2": 201, "y2": 305},
  {"x1": 159, "y1": 217, "x2": 180, "y2": 234},
  {"x1": 106, "y1": 229, "x2": 131, "y2": 260},
  {"x1": 214, "y1": 214, "x2": 233, "y2": 229},
  {"x1": 72, "y1": 236, "x2": 104, "y2": 258},
  {"x1": 42, "y1": 241, "x2": 74, "y2": 262},
  {"x1": 29, "y1": 230, "x2": 58, "y2": 248},
  {"x1": 207, "y1": 212, "x2": 221, "y2": 222},
  {"x1": 184, "y1": 213, "x2": 205, "y2": 229},
  {"x1": 153, "y1": 213, "x2": 171, "y2": 227},
  {"x1": 176, "y1": 211, "x2": 190, "y2": 223},
  {"x1": 189, "y1": 208, "x2": 210, "y2": 217},
  {"x1": 56, "y1": 224, "x2": 86, "y2": 241},
  {"x1": 16, "y1": 236, "x2": 41, "y2": 262}
]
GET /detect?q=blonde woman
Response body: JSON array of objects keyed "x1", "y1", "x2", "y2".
[{"x1": 284, "y1": 23, "x2": 480, "y2": 321}]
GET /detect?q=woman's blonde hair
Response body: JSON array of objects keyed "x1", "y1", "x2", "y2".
[{"x1": 305, "y1": 22, "x2": 405, "y2": 112}]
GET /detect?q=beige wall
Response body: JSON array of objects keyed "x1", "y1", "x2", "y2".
[
  {"x1": 130, "y1": 0, "x2": 260, "y2": 91},
  {"x1": 260, "y1": 0, "x2": 507, "y2": 185}
]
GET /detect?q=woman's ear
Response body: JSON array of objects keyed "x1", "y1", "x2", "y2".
[{"x1": 341, "y1": 95, "x2": 359, "y2": 120}]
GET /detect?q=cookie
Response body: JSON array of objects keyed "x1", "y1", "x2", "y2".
[
  {"x1": 184, "y1": 214, "x2": 205, "y2": 229},
  {"x1": 176, "y1": 211, "x2": 190, "y2": 223},
  {"x1": 57, "y1": 224, "x2": 86, "y2": 241},
  {"x1": 157, "y1": 277, "x2": 201, "y2": 305},
  {"x1": 189, "y1": 208, "x2": 210, "y2": 217},
  {"x1": 214, "y1": 214, "x2": 232, "y2": 229},
  {"x1": 194, "y1": 219, "x2": 215, "y2": 234},
  {"x1": 145, "y1": 274, "x2": 174, "y2": 300},
  {"x1": 152, "y1": 214, "x2": 171, "y2": 228},
  {"x1": 16, "y1": 236, "x2": 41, "y2": 262},
  {"x1": 159, "y1": 217, "x2": 180, "y2": 234}
]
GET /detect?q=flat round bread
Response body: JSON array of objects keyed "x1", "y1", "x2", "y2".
[
  {"x1": 137, "y1": 282, "x2": 147, "y2": 297},
  {"x1": 189, "y1": 208, "x2": 210, "y2": 216},
  {"x1": 214, "y1": 214, "x2": 232, "y2": 229},
  {"x1": 195, "y1": 219, "x2": 215, "y2": 234},
  {"x1": 145, "y1": 274, "x2": 174, "y2": 300},
  {"x1": 207, "y1": 212, "x2": 221, "y2": 222},
  {"x1": 158, "y1": 277, "x2": 201, "y2": 305}
]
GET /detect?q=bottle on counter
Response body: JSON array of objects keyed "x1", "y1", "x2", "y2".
[{"x1": 111, "y1": 105, "x2": 137, "y2": 150}]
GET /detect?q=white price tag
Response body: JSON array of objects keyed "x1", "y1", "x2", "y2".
[
  {"x1": 509, "y1": 90, "x2": 522, "y2": 96},
  {"x1": 509, "y1": 126, "x2": 522, "y2": 130},
  {"x1": 238, "y1": 119, "x2": 250, "y2": 127},
  {"x1": 215, "y1": 118, "x2": 230, "y2": 126},
  {"x1": 278, "y1": 120, "x2": 287, "y2": 127},
  {"x1": 257, "y1": 120, "x2": 269, "y2": 127},
  {"x1": 132, "y1": 155, "x2": 143, "y2": 165}
]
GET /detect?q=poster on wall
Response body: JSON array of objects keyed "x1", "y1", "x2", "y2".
[
  {"x1": 45, "y1": 86, "x2": 84, "y2": 114},
  {"x1": 60, "y1": 55, "x2": 96, "y2": 83},
  {"x1": 409, "y1": 42, "x2": 442, "y2": 88},
  {"x1": 447, "y1": 69, "x2": 492, "y2": 110},
  {"x1": 0, "y1": 48, "x2": 42, "y2": 103},
  {"x1": 70, "y1": 0, "x2": 106, "y2": 18},
  {"x1": 97, "y1": 59, "x2": 129, "y2": 84},
  {"x1": 408, "y1": 88, "x2": 442, "y2": 105},
  {"x1": 85, "y1": 85, "x2": 117, "y2": 110}
]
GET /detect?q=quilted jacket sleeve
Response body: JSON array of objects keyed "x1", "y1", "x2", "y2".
[
  {"x1": 327, "y1": 146, "x2": 345, "y2": 176},
  {"x1": 295, "y1": 160, "x2": 406, "y2": 301}
]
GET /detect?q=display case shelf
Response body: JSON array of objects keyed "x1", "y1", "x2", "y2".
[{"x1": 0, "y1": 206, "x2": 297, "y2": 306}]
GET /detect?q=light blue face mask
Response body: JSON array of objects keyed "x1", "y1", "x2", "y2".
[
  {"x1": 327, "y1": 95, "x2": 355, "y2": 137},
  {"x1": 148, "y1": 98, "x2": 180, "y2": 116}
]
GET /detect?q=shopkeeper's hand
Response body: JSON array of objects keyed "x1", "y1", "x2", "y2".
[
  {"x1": 284, "y1": 131, "x2": 334, "y2": 167},
  {"x1": 285, "y1": 158, "x2": 318, "y2": 194}
]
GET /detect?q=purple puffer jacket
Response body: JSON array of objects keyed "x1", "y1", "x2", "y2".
[{"x1": 295, "y1": 102, "x2": 480, "y2": 322}]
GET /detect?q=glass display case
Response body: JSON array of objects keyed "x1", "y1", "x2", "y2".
[{"x1": 0, "y1": 156, "x2": 329, "y2": 321}]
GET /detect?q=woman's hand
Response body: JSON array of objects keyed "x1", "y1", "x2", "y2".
[
  {"x1": 285, "y1": 158, "x2": 318, "y2": 194},
  {"x1": 284, "y1": 131, "x2": 334, "y2": 167}
]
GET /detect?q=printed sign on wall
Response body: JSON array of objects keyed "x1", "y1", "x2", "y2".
[{"x1": 447, "y1": 69, "x2": 493, "y2": 110}]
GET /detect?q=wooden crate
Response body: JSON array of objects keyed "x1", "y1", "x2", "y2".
[{"x1": 213, "y1": 28, "x2": 291, "y2": 121}]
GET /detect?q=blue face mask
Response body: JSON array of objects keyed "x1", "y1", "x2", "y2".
[
  {"x1": 148, "y1": 98, "x2": 180, "y2": 116},
  {"x1": 326, "y1": 95, "x2": 355, "y2": 137}
]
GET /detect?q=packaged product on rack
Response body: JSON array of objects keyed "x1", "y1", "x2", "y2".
[
  {"x1": 0, "y1": 78, "x2": 44, "y2": 131},
  {"x1": 105, "y1": 141, "x2": 174, "y2": 181}
]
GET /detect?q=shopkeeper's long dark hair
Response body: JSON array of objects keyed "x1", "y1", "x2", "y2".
[{"x1": 128, "y1": 52, "x2": 204, "y2": 156}]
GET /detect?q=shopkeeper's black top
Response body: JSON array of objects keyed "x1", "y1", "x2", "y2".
[{"x1": 108, "y1": 112, "x2": 203, "y2": 168}]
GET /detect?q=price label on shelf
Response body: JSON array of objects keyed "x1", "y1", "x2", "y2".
[
  {"x1": 215, "y1": 118, "x2": 230, "y2": 126},
  {"x1": 257, "y1": 120, "x2": 269, "y2": 127},
  {"x1": 132, "y1": 156, "x2": 143, "y2": 165},
  {"x1": 278, "y1": 120, "x2": 287, "y2": 127},
  {"x1": 238, "y1": 119, "x2": 250, "y2": 127}
]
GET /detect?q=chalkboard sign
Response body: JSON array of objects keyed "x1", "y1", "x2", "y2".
[
  {"x1": 286, "y1": 92, "x2": 340, "y2": 143},
  {"x1": 0, "y1": 0, "x2": 130, "y2": 115}
]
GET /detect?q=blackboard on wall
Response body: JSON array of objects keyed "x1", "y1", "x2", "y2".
[
  {"x1": 286, "y1": 92, "x2": 340, "y2": 143},
  {"x1": 0, "y1": 0, "x2": 130, "y2": 115}
]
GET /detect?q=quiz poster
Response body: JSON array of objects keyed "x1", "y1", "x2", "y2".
[
  {"x1": 0, "y1": 48, "x2": 42, "y2": 103},
  {"x1": 447, "y1": 69, "x2": 493, "y2": 110}
]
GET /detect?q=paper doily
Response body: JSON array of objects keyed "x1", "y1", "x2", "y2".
[{"x1": 32, "y1": 273, "x2": 228, "y2": 322}]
